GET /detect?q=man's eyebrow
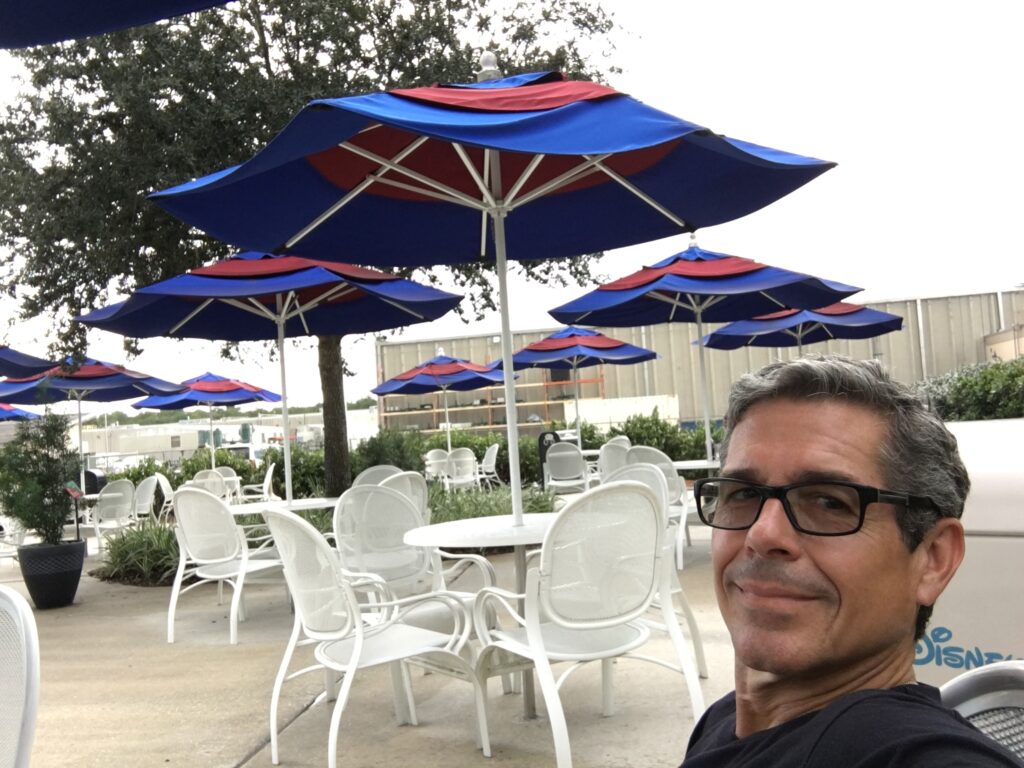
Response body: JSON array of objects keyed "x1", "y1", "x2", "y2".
[{"x1": 719, "y1": 468, "x2": 863, "y2": 485}]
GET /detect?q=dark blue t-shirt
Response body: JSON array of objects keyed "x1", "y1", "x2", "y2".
[{"x1": 682, "y1": 684, "x2": 1022, "y2": 767}]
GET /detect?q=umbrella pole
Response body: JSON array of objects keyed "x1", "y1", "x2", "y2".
[
  {"x1": 277, "y1": 319, "x2": 294, "y2": 502},
  {"x1": 209, "y1": 408, "x2": 216, "y2": 470},
  {"x1": 491, "y1": 206, "x2": 524, "y2": 526},
  {"x1": 443, "y1": 388, "x2": 452, "y2": 453},
  {"x1": 695, "y1": 314, "x2": 715, "y2": 463},
  {"x1": 573, "y1": 361, "x2": 582, "y2": 449},
  {"x1": 77, "y1": 397, "x2": 86, "y2": 491}
]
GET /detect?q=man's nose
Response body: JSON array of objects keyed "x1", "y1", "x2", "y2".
[{"x1": 745, "y1": 496, "x2": 801, "y2": 557}]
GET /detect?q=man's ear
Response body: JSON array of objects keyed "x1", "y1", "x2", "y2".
[{"x1": 915, "y1": 518, "x2": 966, "y2": 608}]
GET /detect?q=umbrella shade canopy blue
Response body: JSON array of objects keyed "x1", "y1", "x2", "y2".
[
  {"x1": 0, "y1": 0, "x2": 230, "y2": 48},
  {"x1": 550, "y1": 244, "x2": 862, "y2": 459},
  {"x1": 0, "y1": 346, "x2": 57, "y2": 378},
  {"x1": 0, "y1": 358, "x2": 185, "y2": 487},
  {"x1": 700, "y1": 302, "x2": 904, "y2": 352},
  {"x1": 489, "y1": 327, "x2": 656, "y2": 447},
  {"x1": 0, "y1": 403, "x2": 40, "y2": 421},
  {"x1": 79, "y1": 253, "x2": 463, "y2": 499},
  {"x1": 372, "y1": 356, "x2": 507, "y2": 452},
  {"x1": 150, "y1": 70, "x2": 835, "y2": 525},
  {"x1": 134, "y1": 372, "x2": 281, "y2": 470}
]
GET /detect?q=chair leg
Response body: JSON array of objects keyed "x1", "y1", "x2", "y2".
[
  {"x1": 533, "y1": 653, "x2": 573, "y2": 768},
  {"x1": 674, "y1": 586, "x2": 708, "y2": 679},
  {"x1": 601, "y1": 657, "x2": 615, "y2": 716},
  {"x1": 270, "y1": 616, "x2": 302, "y2": 765},
  {"x1": 472, "y1": 675, "x2": 492, "y2": 757},
  {"x1": 660, "y1": 584, "x2": 706, "y2": 718},
  {"x1": 166, "y1": 549, "x2": 188, "y2": 644},
  {"x1": 327, "y1": 664, "x2": 359, "y2": 768},
  {"x1": 229, "y1": 574, "x2": 246, "y2": 645},
  {"x1": 390, "y1": 661, "x2": 417, "y2": 725}
]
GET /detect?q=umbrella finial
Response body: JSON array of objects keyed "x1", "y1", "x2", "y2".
[
  {"x1": 689, "y1": 232, "x2": 699, "y2": 249},
  {"x1": 477, "y1": 51, "x2": 502, "y2": 82}
]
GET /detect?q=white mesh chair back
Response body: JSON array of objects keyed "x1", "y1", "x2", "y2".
[
  {"x1": 446, "y1": 448, "x2": 478, "y2": 488},
  {"x1": 214, "y1": 466, "x2": 238, "y2": 479},
  {"x1": 481, "y1": 443, "x2": 499, "y2": 473},
  {"x1": 94, "y1": 479, "x2": 136, "y2": 524},
  {"x1": 173, "y1": 488, "x2": 242, "y2": 564},
  {"x1": 0, "y1": 585, "x2": 39, "y2": 768},
  {"x1": 352, "y1": 464, "x2": 403, "y2": 486},
  {"x1": 332, "y1": 485, "x2": 431, "y2": 594},
  {"x1": 940, "y1": 660, "x2": 1024, "y2": 760},
  {"x1": 606, "y1": 434, "x2": 631, "y2": 448},
  {"x1": 626, "y1": 445, "x2": 684, "y2": 505},
  {"x1": 154, "y1": 472, "x2": 175, "y2": 520},
  {"x1": 192, "y1": 469, "x2": 227, "y2": 498},
  {"x1": 538, "y1": 481, "x2": 663, "y2": 627},
  {"x1": 132, "y1": 476, "x2": 160, "y2": 521},
  {"x1": 261, "y1": 462, "x2": 277, "y2": 498},
  {"x1": 597, "y1": 440, "x2": 629, "y2": 481},
  {"x1": 264, "y1": 509, "x2": 358, "y2": 640},
  {"x1": 423, "y1": 449, "x2": 449, "y2": 481},
  {"x1": 379, "y1": 472, "x2": 430, "y2": 524},
  {"x1": 546, "y1": 442, "x2": 587, "y2": 482},
  {"x1": 603, "y1": 463, "x2": 669, "y2": 517}
]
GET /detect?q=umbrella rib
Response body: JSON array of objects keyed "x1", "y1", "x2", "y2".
[
  {"x1": 170, "y1": 298, "x2": 216, "y2": 335},
  {"x1": 586, "y1": 156, "x2": 688, "y2": 228},
  {"x1": 335, "y1": 141, "x2": 487, "y2": 211},
  {"x1": 285, "y1": 135, "x2": 431, "y2": 249},
  {"x1": 511, "y1": 154, "x2": 611, "y2": 209},
  {"x1": 503, "y1": 153, "x2": 546, "y2": 207},
  {"x1": 479, "y1": 154, "x2": 491, "y2": 256},
  {"x1": 371, "y1": 176, "x2": 487, "y2": 210},
  {"x1": 451, "y1": 143, "x2": 496, "y2": 209}
]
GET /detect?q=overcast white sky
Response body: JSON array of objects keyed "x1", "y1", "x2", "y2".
[{"x1": 1, "y1": 0, "x2": 1022, "y2": 420}]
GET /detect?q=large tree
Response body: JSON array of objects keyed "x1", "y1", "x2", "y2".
[{"x1": 0, "y1": 0, "x2": 613, "y2": 492}]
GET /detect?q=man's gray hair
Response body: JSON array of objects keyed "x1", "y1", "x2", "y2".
[{"x1": 721, "y1": 354, "x2": 970, "y2": 550}]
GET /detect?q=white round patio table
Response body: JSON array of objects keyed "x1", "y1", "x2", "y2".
[{"x1": 404, "y1": 512, "x2": 559, "y2": 719}]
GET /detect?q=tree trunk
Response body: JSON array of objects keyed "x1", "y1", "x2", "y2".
[{"x1": 318, "y1": 336, "x2": 351, "y2": 495}]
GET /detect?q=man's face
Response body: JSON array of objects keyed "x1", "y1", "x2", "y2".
[{"x1": 713, "y1": 398, "x2": 928, "y2": 680}]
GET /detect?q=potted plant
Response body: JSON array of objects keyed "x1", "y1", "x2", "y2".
[{"x1": 0, "y1": 412, "x2": 85, "y2": 608}]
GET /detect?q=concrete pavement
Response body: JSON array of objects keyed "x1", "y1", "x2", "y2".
[{"x1": 5, "y1": 528, "x2": 734, "y2": 768}]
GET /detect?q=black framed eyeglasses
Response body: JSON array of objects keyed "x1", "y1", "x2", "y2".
[{"x1": 693, "y1": 477, "x2": 936, "y2": 536}]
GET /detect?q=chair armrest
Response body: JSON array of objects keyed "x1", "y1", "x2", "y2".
[
  {"x1": 472, "y1": 586, "x2": 526, "y2": 643},
  {"x1": 436, "y1": 550, "x2": 496, "y2": 588},
  {"x1": 382, "y1": 590, "x2": 473, "y2": 651}
]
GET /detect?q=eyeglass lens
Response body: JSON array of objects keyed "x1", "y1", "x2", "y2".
[{"x1": 699, "y1": 480, "x2": 863, "y2": 534}]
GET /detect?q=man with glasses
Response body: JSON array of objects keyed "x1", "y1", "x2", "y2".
[{"x1": 681, "y1": 355, "x2": 1020, "y2": 766}]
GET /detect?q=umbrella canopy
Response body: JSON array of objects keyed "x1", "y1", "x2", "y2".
[
  {"x1": 372, "y1": 355, "x2": 507, "y2": 452},
  {"x1": 79, "y1": 253, "x2": 463, "y2": 500},
  {"x1": 700, "y1": 302, "x2": 904, "y2": 353},
  {"x1": 0, "y1": 0, "x2": 230, "y2": 48},
  {"x1": 550, "y1": 244, "x2": 862, "y2": 459},
  {"x1": 0, "y1": 346, "x2": 58, "y2": 378},
  {"x1": 0, "y1": 358, "x2": 185, "y2": 487},
  {"x1": 489, "y1": 327, "x2": 656, "y2": 447},
  {"x1": 133, "y1": 372, "x2": 281, "y2": 470},
  {"x1": 149, "y1": 69, "x2": 835, "y2": 525},
  {"x1": 0, "y1": 403, "x2": 40, "y2": 421}
]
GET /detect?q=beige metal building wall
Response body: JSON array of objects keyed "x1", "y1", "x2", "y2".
[{"x1": 377, "y1": 289, "x2": 1024, "y2": 430}]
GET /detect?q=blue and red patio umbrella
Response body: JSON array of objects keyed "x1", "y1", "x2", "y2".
[
  {"x1": 372, "y1": 355, "x2": 507, "y2": 453},
  {"x1": 149, "y1": 69, "x2": 835, "y2": 525},
  {"x1": 0, "y1": 358, "x2": 185, "y2": 487},
  {"x1": 1, "y1": 0, "x2": 231, "y2": 48},
  {"x1": 133, "y1": 372, "x2": 281, "y2": 470},
  {"x1": 0, "y1": 403, "x2": 40, "y2": 421},
  {"x1": 78, "y1": 253, "x2": 463, "y2": 500},
  {"x1": 700, "y1": 302, "x2": 904, "y2": 354},
  {"x1": 0, "y1": 346, "x2": 57, "y2": 378},
  {"x1": 550, "y1": 244, "x2": 862, "y2": 459},
  {"x1": 489, "y1": 327, "x2": 656, "y2": 447}
]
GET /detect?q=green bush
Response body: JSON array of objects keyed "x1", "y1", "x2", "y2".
[
  {"x1": 608, "y1": 408, "x2": 723, "y2": 460},
  {"x1": 261, "y1": 445, "x2": 325, "y2": 498},
  {"x1": 352, "y1": 429, "x2": 427, "y2": 476},
  {"x1": 92, "y1": 521, "x2": 179, "y2": 586},
  {"x1": 917, "y1": 359, "x2": 1024, "y2": 421},
  {"x1": 427, "y1": 485, "x2": 555, "y2": 523}
]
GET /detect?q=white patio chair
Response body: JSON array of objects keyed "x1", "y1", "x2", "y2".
[
  {"x1": 606, "y1": 434, "x2": 631, "y2": 448},
  {"x1": 0, "y1": 584, "x2": 39, "y2": 768},
  {"x1": 596, "y1": 440, "x2": 629, "y2": 483},
  {"x1": 214, "y1": 465, "x2": 241, "y2": 502},
  {"x1": 132, "y1": 475, "x2": 160, "y2": 522},
  {"x1": 422, "y1": 449, "x2": 449, "y2": 484},
  {"x1": 473, "y1": 481, "x2": 705, "y2": 768},
  {"x1": 167, "y1": 487, "x2": 282, "y2": 645},
  {"x1": 154, "y1": 473, "x2": 175, "y2": 522},
  {"x1": 352, "y1": 464, "x2": 402, "y2": 486},
  {"x1": 240, "y1": 462, "x2": 279, "y2": 503},
  {"x1": 940, "y1": 660, "x2": 1024, "y2": 760},
  {"x1": 380, "y1": 471, "x2": 431, "y2": 525},
  {"x1": 477, "y1": 443, "x2": 503, "y2": 488},
  {"x1": 263, "y1": 508, "x2": 490, "y2": 768},
  {"x1": 90, "y1": 478, "x2": 136, "y2": 552},
  {"x1": 626, "y1": 445, "x2": 692, "y2": 564},
  {"x1": 192, "y1": 468, "x2": 228, "y2": 499},
  {"x1": 544, "y1": 442, "x2": 594, "y2": 495},
  {"x1": 604, "y1": 463, "x2": 708, "y2": 679},
  {"x1": 445, "y1": 447, "x2": 480, "y2": 492}
]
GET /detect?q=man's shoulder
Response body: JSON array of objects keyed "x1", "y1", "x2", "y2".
[{"x1": 682, "y1": 685, "x2": 1022, "y2": 768}]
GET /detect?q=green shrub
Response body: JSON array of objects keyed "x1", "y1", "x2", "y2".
[
  {"x1": 917, "y1": 359, "x2": 1024, "y2": 421},
  {"x1": 352, "y1": 429, "x2": 427, "y2": 476},
  {"x1": 261, "y1": 445, "x2": 325, "y2": 498},
  {"x1": 92, "y1": 521, "x2": 179, "y2": 586},
  {"x1": 427, "y1": 485, "x2": 555, "y2": 524},
  {"x1": 608, "y1": 408, "x2": 722, "y2": 461}
]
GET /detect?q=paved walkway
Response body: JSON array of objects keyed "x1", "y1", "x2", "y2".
[{"x1": 5, "y1": 528, "x2": 733, "y2": 768}]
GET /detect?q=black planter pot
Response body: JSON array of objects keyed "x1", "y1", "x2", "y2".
[{"x1": 17, "y1": 539, "x2": 87, "y2": 609}]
